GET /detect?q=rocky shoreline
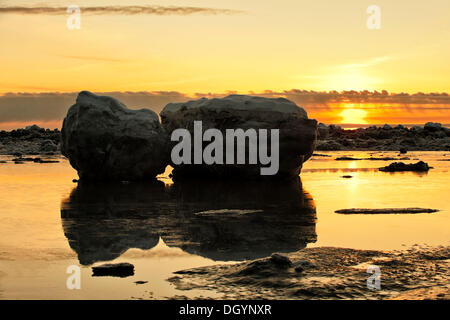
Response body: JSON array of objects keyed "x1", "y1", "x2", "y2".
[
  {"x1": 0, "y1": 125, "x2": 60, "y2": 156},
  {"x1": 316, "y1": 122, "x2": 450, "y2": 151},
  {"x1": 1, "y1": 122, "x2": 449, "y2": 157}
]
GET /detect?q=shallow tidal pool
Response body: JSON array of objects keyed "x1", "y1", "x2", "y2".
[{"x1": 0, "y1": 151, "x2": 448, "y2": 299}]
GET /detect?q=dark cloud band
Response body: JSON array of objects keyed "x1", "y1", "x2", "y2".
[
  {"x1": 1, "y1": 90, "x2": 449, "y2": 125},
  {"x1": 0, "y1": 5, "x2": 243, "y2": 16}
]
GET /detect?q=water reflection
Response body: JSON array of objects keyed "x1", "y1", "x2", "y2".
[{"x1": 61, "y1": 178, "x2": 317, "y2": 265}]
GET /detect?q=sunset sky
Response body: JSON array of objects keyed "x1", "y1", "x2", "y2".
[{"x1": 0, "y1": 0, "x2": 449, "y2": 129}]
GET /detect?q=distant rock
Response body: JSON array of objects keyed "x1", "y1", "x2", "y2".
[
  {"x1": 92, "y1": 262, "x2": 135, "y2": 277},
  {"x1": 379, "y1": 161, "x2": 431, "y2": 172},
  {"x1": 424, "y1": 122, "x2": 442, "y2": 131},
  {"x1": 335, "y1": 156, "x2": 361, "y2": 161},
  {"x1": 335, "y1": 208, "x2": 439, "y2": 214},
  {"x1": 312, "y1": 153, "x2": 332, "y2": 157},
  {"x1": 61, "y1": 91, "x2": 170, "y2": 181},
  {"x1": 160, "y1": 95, "x2": 317, "y2": 179},
  {"x1": 317, "y1": 123, "x2": 329, "y2": 139},
  {"x1": 315, "y1": 140, "x2": 342, "y2": 151},
  {"x1": 25, "y1": 124, "x2": 44, "y2": 132}
]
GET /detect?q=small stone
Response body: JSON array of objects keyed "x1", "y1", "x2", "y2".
[
  {"x1": 294, "y1": 266, "x2": 304, "y2": 273},
  {"x1": 92, "y1": 262, "x2": 134, "y2": 278},
  {"x1": 293, "y1": 260, "x2": 316, "y2": 269},
  {"x1": 270, "y1": 253, "x2": 292, "y2": 267},
  {"x1": 379, "y1": 161, "x2": 430, "y2": 172},
  {"x1": 399, "y1": 147, "x2": 407, "y2": 154}
]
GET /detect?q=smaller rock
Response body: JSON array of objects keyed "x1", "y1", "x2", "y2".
[
  {"x1": 335, "y1": 156, "x2": 361, "y2": 161},
  {"x1": 312, "y1": 153, "x2": 332, "y2": 157},
  {"x1": 37, "y1": 159, "x2": 59, "y2": 163},
  {"x1": 335, "y1": 208, "x2": 438, "y2": 214},
  {"x1": 399, "y1": 147, "x2": 408, "y2": 154},
  {"x1": 424, "y1": 122, "x2": 442, "y2": 131},
  {"x1": 92, "y1": 262, "x2": 135, "y2": 278},
  {"x1": 379, "y1": 161, "x2": 430, "y2": 172},
  {"x1": 134, "y1": 281, "x2": 148, "y2": 285},
  {"x1": 294, "y1": 266, "x2": 304, "y2": 273},
  {"x1": 270, "y1": 253, "x2": 292, "y2": 267},
  {"x1": 25, "y1": 124, "x2": 43, "y2": 132},
  {"x1": 341, "y1": 175, "x2": 353, "y2": 178}
]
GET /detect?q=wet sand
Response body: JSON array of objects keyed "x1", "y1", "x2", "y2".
[{"x1": 167, "y1": 246, "x2": 449, "y2": 300}]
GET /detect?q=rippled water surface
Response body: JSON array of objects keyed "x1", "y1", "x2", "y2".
[{"x1": 0, "y1": 151, "x2": 448, "y2": 299}]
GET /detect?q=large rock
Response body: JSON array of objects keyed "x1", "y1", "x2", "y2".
[
  {"x1": 61, "y1": 91, "x2": 169, "y2": 181},
  {"x1": 160, "y1": 95, "x2": 317, "y2": 179}
]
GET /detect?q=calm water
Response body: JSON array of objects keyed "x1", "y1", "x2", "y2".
[{"x1": 0, "y1": 151, "x2": 449, "y2": 299}]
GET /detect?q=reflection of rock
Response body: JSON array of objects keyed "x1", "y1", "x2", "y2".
[
  {"x1": 60, "y1": 181, "x2": 168, "y2": 265},
  {"x1": 163, "y1": 178, "x2": 317, "y2": 261},
  {"x1": 61, "y1": 178, "x2": 317, "y2": 264},
  {"x1": 61, "y1": 91, "x2": 169, "y2": 181},
  {"x1": 160, "y1": 95, "x2": 317, "y2": 179}
]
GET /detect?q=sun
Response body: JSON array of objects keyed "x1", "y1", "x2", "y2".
[{"x1": 339, "y1": 109, "x2": 368, "y2": 124}]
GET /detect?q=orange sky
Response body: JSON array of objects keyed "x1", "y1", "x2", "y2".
[{"x1": 0, "y1": 0, "x2": 449, "y2": 128}]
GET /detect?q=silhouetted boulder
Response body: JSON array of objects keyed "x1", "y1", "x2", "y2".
[
  {"x1": 160, "y1": 95, "x2": 317, "y2": 179},
  {"x1": 61, "y1": 91, "x2": 170, "y2": 181}
]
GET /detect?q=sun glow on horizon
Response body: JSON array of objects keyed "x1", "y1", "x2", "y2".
[{"x1": 339, "y1": 108, "x2": 368, "y2": 124}]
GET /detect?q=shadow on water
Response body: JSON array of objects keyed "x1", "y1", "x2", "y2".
[{"x1": 60, "y1": 178, "x2": 317, "y2": 265}]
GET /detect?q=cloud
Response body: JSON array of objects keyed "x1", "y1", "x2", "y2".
[
  {"x1": 338, "y1": 56, "x2": 392, "y2": 70},
  {"x1": 0, "y1": 90, "x2": 449, "y2": 130},
  {"x1": 0, "y1": 5, "x2": 243, "y2": 16},
  {"x1": 59, "y1": 55, "x2": 127, "y2": 63}
]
